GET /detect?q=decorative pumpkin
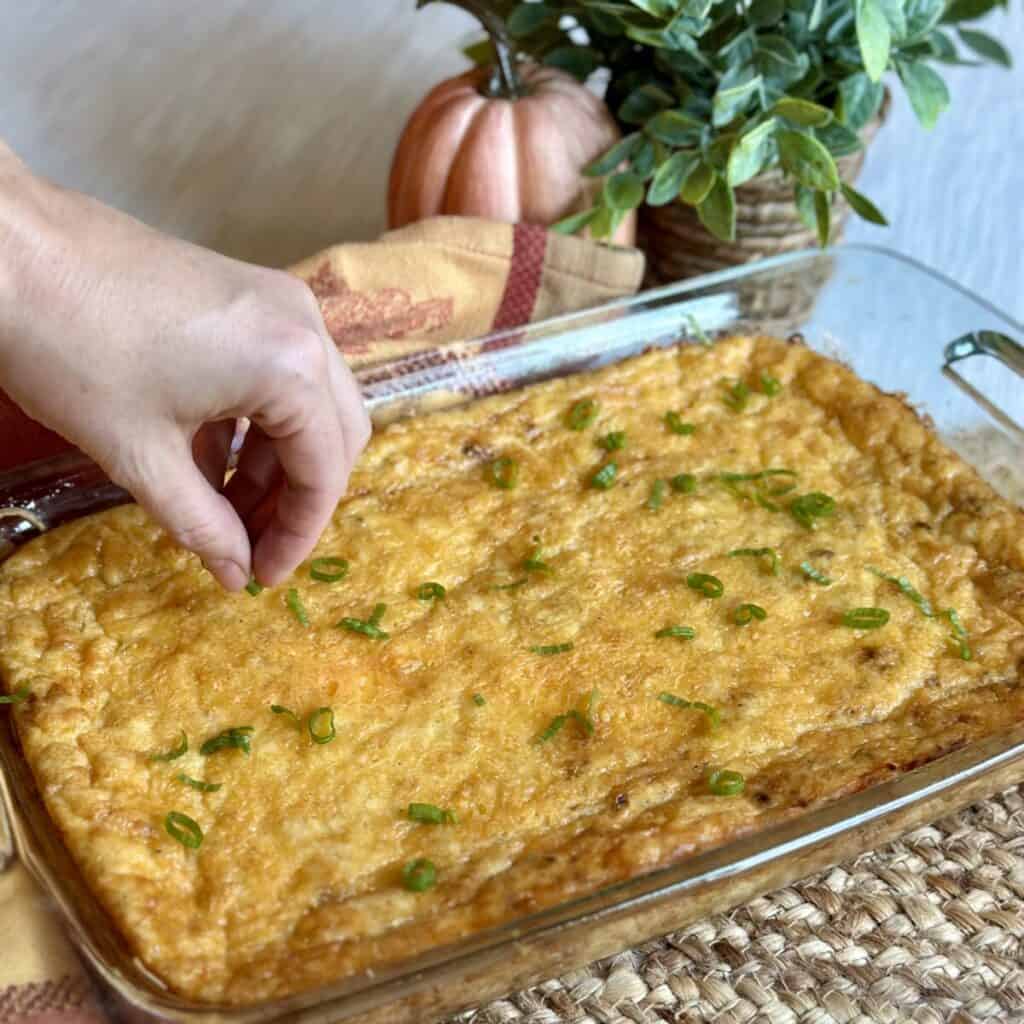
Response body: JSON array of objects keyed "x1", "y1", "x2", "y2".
[{"x1": 388, "y1": 0, "x2": 635, "y2": 246}]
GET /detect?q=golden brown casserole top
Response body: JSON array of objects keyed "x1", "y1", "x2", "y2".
[{"x1": 1, "y1": 336, "x2": 1022, "y2": 1003}]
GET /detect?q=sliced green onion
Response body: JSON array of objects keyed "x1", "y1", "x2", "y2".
[
  {"x1": 244, "y1": 578, "x2": 264, "y2": 596},
  {"x1": 670, "y1": 473, "x2": 697, "y2": 494},
  {"x1": 493, "y1": 578, "x2": 529, "y2": 591},
  {"x1": 598, "y1": 430, "x2": 626, "y2": 451},
  {"x1": 708, "y1": 769, "x2": 745, "y2": 796},
  {"x1": 760, "y1": 374, "x2": 782, "y2": 396},
  {"x1": 566, "y1": 397, "x2": 599, "y2": 431},
  {"x1": 417, "y1": 582, "x2": 446, "y2": 601},
  {"x1": 286, "y1": 588, "x2": 310, "y2": 628},
  {"x1": 648, "y1": 479, "x2": 667, "y2": 510},
  {"x1": 200, "y1": 726, "x2": 254, "y2": 757},
  {"x1": 529, "y1": 642, "x2": 574, "y2": 655},
  {"x1": 472, "y1": 693, "x2": 486, "y2": 706},
  {"x1": 270, "y1": 704, "x2": 302, "y2": 727},
  {"x1": 686, "y1": 314, "x2": 711, "y2": 345},
  {"x1": 800, "y1": 562, "x2": 833, "y2": 586},
  {"x1": 337, "y1": 604, "x2": 389, "y2": 639},
  {"x1": 307, "y1": 707, "x2": 336, "y2": 745},
  {"x1": 722, "y1": 379, "x2": 750, "y2": 412},
  {"x1": 369, "y1": 603, "x2": 387, "y2": 626},
  {"x1": 408, "y1": 802, "x2": 458, "y2": 825},
  {"x1": 720, "y1": 470, "x2": 798, "y2": 506},
  {"x1": 150, "y1": 730, "x2": 188, "y2": 762},
  {"x1": 402, "y1": 857, "x2": 437, "y2": 892},
  {"x1": 535, "y1": 690, "x2": 596, "y2": 743},
  {"x1": 734, "y1": 603, "x2": 767, "y2": 625},
  {"x1": 866, "y1": 566, "x2": 934, "y2": 617},
  {"x1": 721, "y1": 469, "x2": 798, "y2": 484},
  {"x1": 729, "y1": 547, "x2": 779, "y2": 576},
  {"x1": 665, "y1": 412, "x2": 695, "y2": 435},
  {"x1": 535, "y1": 713, "x2": 567, "y2": 743},
  {"x1": 657, "y1": 692, "x2": 720, "y2": 730},
  {"x1": 687, "y1": 573, "x2": 724, "y2": 598},
  {"x1": 945, "y1": 608, "x2": 972, "y2": 660},
  {"x1": 176, "y1": 773, "x2": 221, "y2": 793},
  {"x1": 789, "y1": 492, "x2": 836, "y2": 530},
  {"x1": 165, "y1": 811, "x2": 203, "y2": 849},
  {"x1": 654, "y1": 625, "x2": 696, "y2": 640},
  {"x1": 487, "y1": 456, "x2": 519, "y2": 490},
  {"x1": 310, "y1": 557, "x2": 349, "y2": 583},
  {"x1": 0, "y1": 685, "x2": 29, "y2": 705},
  {"x1": 524, "y1": 542, "x2": 553, "y2": 573},
  {"x1": 590, "y1": 462, "x2": 618, "y2": 490},
  {"x1": 842, "y1": 607, "x2": 890, "y2": 630}
]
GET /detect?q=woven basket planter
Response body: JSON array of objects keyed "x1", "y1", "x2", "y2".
[{"x1": 638, "y1": 94, "x2": 890, "y2": 288}]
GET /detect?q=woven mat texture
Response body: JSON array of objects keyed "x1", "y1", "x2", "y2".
[{"x1": 452, "y1": 786, "x2": 1024, "y2": 1024}]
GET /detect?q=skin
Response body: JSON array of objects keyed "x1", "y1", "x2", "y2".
[{"x1": 0, "y1": 140, "x2": 371, "y2": 591}]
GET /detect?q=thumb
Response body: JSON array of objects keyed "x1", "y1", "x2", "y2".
[{"x1": 111, "y1": 436, "x2": 252, "y2": 591}]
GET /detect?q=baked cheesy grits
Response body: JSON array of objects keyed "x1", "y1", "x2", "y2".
[{"x1": 1, "y1": 335, "x2": 1023, "y2": 1003}]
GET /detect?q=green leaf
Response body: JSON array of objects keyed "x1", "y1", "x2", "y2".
[
  {"x1": 680, "y1": 160, "x2": 716, "y2": 204},
  {"x1": 878, "y1": 0, "x2": 907, "y2": 40},
  {"x1": 837, "y1": 72, "x2": 885, "y2": 130},
  {"x1": 856, "y1": 0, "x2": 892, "y2": 81},
  {"x1": 619, "y1": 84, "x2": 676, "y2": 125},
  {"x1": 632, "y1": 137, "x2": 658, "y2": 178},
  {"x1": 777, "y1": 130, "x2": 840, "y2": 191},
  {"x1": 942, "y1": 0, "x2": 1004, "y2": 22},
  {"x1": 583, "y1": 133, "x2": 642, "y2": 177},
  {"x1": 841, "y1": 182, "x2": 889, "y2": 225},
  {"x1": 748, "y1": 0, "x2": 785, "y2": 26},
  {"x1": 773, "y1": 97, "x2": 833, "y2": 126},
  {"x1": 794, "y1": 185, "x2": 817, "y2": 231},
  {"x1": 904, "y1": 0, "x2": 945, "y2": 39},
  {"x1": 627, "y1": 0, "x2": 677, "y2": 15},
  {"x1": 712, "y1": 74, "x2": 764, "y2": 127},
  {"x1": 584, "y1": 9, "x2": 628, "y2": 36},
  {"x1": 589, "y1": 205, "x2": 614, "y2": 239},
  {"x1": 543, "y1": 46, "x2": 603, "y2": 80},
  {"x1": 697, "y1": 176, "x2": 736, "y2": 241},
  {"x1": 604, "y1": 172, "x2": 645, "y2": 211},
  {"x1": 507, "y1": 2, "x2": 554, "y2": 37},
  {"x1": 927, "y1": 28, "x2": 960, "y2": 60},
  {"x1": 808, "y1": 0, "x2": 827, "y2": 31},
  {"x1": 551, "y1": 208, "x2": 600, "y2": 235},
  {"x1": 898, "y1": 59, "x2": 950, "y2": 129},
  {"x1": 813, "y1": 189, "x2": 831, "y2": 247},
  {"x1": 815, "y1": 121, "x2": 864, "y2": 157},
  {"x1": 646, "y1": 109, "x2": 704, "y2": 144},
  {"x1": 648, "y1": 152, "x2": 700, "y2": 205},
  {"x1": 461, "y1": 35, "x2": 494, "y2": 68},
  {"x1": 957, "y1": 28, "x2": 1012, "y2": 67},
  {"x1": 726, "y1": 119, "x2": 776, "y2": 186},
  {"x1": 756, "y1": 36, "x2": 809, "y2": 87}
]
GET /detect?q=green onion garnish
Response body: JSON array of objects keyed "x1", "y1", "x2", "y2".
[
  {"x1": 337, "y1": 603, "x2": 389, "y2": 639},
  {"x1": 654, "y1": 625, "x2": 696, "y2": 640},
  {"x1": 402, "y1": 857, "x2": 437, "y2": 892},
  {"x1": 800, "y1": 562, "x2": 833, "y2": 586},
  {"x1": 524, "y1": 542, "x2": 552, "y2": 573},
  {"x1": 686, "y1": 314, "x2": 711, "y2": 344},
  {"x1": 307, "y1": 707, "x2": 336, "y2": 745},
  {"x1": 408, "y1": 803, "x2": 458, "y2": 825},
  {"x1": 310, "y1": 557, "x2": 349, "y2": 583},
  {"x1": 670, "y1": 473, "x2": 697, "y2": 494},
  {"x1": 0, "y1": 685, "x2": 29, "y2": 705},
  {"x1": 165, "y1": 811, "x2": 203, "y2": 849},
  {"x1": 760, "y1": 374, "x2": 782, "y2": 396},
  {"x1": 493, "y1": 578, "x2": 529, "y2": 591},
  {"x1": 729, "y1": 547, "x2": 779, "y2": 575},
  {"x1": 665, "y1": 412, "x2": 695, "y2": 435},
  {"x1": 417, "y1": 582, "x2": 446, "y2": 601},
  {"x1": 866, "y1": 566, "x2": 934, "y2": 617},
  {"x1": 722, "y1": 379, "x2": 750, "y2": 412},
  {"x1": 535, "y1": 690, "x2": 597, "y2": 744},
  {"x1": 841, "y1": 607, "x2": 890, "y2": 630},
  {"x1": 687, "y1": 573, "x2": 724, "y2": 598},
  {"x1": 566, "y1": 397, "x2": 599, "y2": 431},
  {"x1": 487, "y1": 456, "x2": 519, "y2": 490},
  {"x1": 529, "y1": 642, "x2": 574, "y2": 655},
  {"x1": 176, "y1": 773, "x2": 221, "y2": 793},
  {"x1": 657, "y1": 692, "x2": 720, "y2": 730},
  {"x1": 734, "y1": 603, "x2": 767, "y2": 625},
  {"x1": 244, "y1": 578, "x2": 264, "y2": 596},
  {"x1": 598, "y1": 430, "x2": 626, "y2": 451},
  {"x1": 590, "y1": 462, "x2": 617, "y2": 490},
  {"x1": 720, "y1": 470, "x2": 798, "y2": 505},
  {"x1": 707, "y1": 769, "x2": 745, "y2": 796},
  {"x1": 286, "y1": 588, "x2": 310, "y2": 628},
  {"x1": 472, "y1": 693, "x2": 486, "y2": 706},
  {"x1": 721, "y1": 469, "x2": 798, "y2": 484},
  {"x1": 535, "y1": 714, "x2": 568, "y2": 743},
  {"x1": 945, "y1": 608, "x2": 972, "y2": 660},
  {"x1": 200, "y1": 726, "x2": 254, "y2": 757},
  {"x1": 270, "y1": 704, "x2": 302, "y2": 727},
  {"x1": 150, "y1": 730, "x2": 188, "y2": 762},
  {"x1": 648, "y1": 479, "x2": 667, "y2": 510},
  {"x1": 789, "y1": 492, "x2": 836, "y2": 530}
]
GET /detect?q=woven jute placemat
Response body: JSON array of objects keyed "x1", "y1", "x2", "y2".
[{"x1": 453, "y1": 786, "x2": 1024, "y2": 1024}]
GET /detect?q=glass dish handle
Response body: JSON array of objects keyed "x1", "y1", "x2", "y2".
[{"x1": 943, "y1": 330, "x2": 1024, "y2": 437}]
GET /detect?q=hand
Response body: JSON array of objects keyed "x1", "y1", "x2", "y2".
[{"x1": 0, "y1": 144, "x2": 370, "y2": 590}]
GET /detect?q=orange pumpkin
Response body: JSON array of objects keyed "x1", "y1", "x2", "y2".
[{"x1": 388, "y1": 4, "x2": 634, "y2": 245}]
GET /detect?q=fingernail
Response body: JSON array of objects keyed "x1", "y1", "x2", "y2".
[{"x1": 206, "y1": 558, "x2": 248, "y2": 592}]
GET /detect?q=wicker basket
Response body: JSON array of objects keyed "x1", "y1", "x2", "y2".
[{"x1": 639, "y1": 96, "x2": 890, "y2": 287}]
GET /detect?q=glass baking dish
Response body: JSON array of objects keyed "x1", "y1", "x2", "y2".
[{"x1": 1, "y1": 245, "x2": 1022, "y2": 1024}]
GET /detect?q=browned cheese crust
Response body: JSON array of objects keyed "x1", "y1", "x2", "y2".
[{"x1": 1, "y1": 336, "x2": 1022, "y2": 1003}]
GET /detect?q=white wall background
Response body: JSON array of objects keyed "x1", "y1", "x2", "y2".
[{"x1": 1, "y1": 1, "x2": 1021, "y2": 317}]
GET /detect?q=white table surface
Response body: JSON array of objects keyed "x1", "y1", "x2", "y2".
[{"x1": 2, "y1": 1, "x2": 1021, "y2": 320}]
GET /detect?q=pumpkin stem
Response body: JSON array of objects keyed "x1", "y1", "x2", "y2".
[{"x1": 417, "y1": 0, "x2": 522, "y2": 98}]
